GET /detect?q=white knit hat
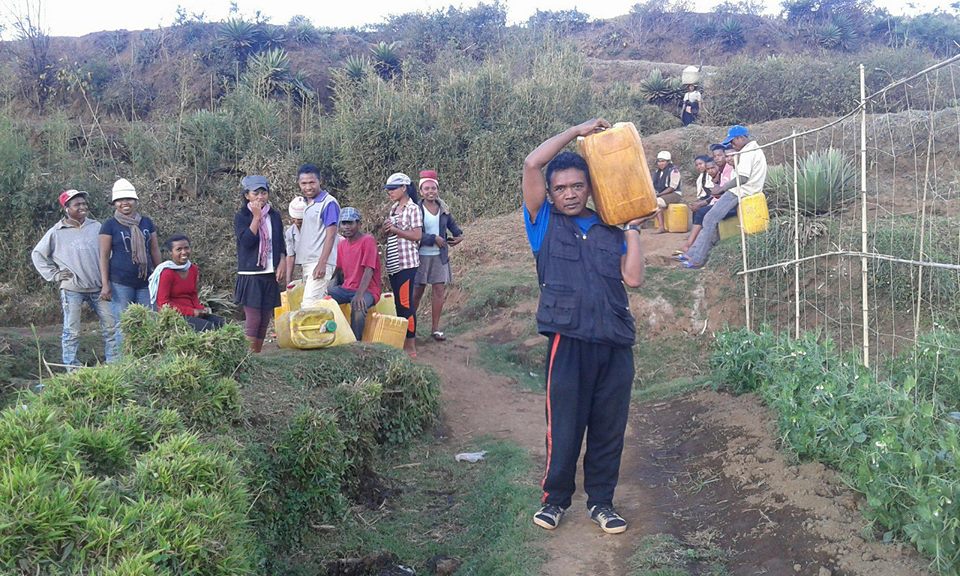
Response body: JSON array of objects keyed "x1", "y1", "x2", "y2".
[
  {"x1": 111, "y1": 178, "x2": 138, "y2": 202},
  {"x1": 657, "y1": 151, "x2": 672, "y2": 161},
  {"x1": 288, "y1": 196, "x2": 307, "y2": 219}
]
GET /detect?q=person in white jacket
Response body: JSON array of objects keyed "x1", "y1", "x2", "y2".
[{"x1": 32, "y1": 189, "x2": 119, "y2": 368}]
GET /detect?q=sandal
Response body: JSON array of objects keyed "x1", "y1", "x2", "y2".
[
  {"x1": 672, "y1": 254, "x2": 689, "y2": 262},
  {"x1": 432, "y1": 331, "x2": 446, "y2": 341}
]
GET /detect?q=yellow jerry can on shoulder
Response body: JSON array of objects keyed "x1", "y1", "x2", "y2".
[{"x1": 576, "y1": 122, "x2": 658, "y2": 226}]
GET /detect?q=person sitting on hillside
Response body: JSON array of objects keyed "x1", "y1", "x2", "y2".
[
  {"x1": 677, "y1": 125, "x2": 768, "y2": 269},
  {"x1": 327, "y1": 207, "x2": 382, "y2": 340},
  {"x1": 682, "y1": 159, "x2": 735, "y2": 253},
  {"x1": 150, "y1": 234, "x2": 224, "y2": 332},
  {"x1": 284, "y1": 196, "x2": 307, "y2": 289},
  {"x1": 681, "y1": 84, "x2": 701, "y2": 126},
  {"x1": 523, "y1": 118, "x2": 647, "y2": 535},
  {"x1": 652, "y1": 150, "x2": 683, "y2": 233},
  {"x1": 692, "y1": 154, "x2": 713, "y2": 204},
  {"x1": 32, "y1": 189, "x2": 120, "y2": 368},
  {"x1": 711, "y1": 143, "x2": 734, "y2": 186},
  {"x1": 413, "y1": 170, "x2": 464, "y2": 342}
]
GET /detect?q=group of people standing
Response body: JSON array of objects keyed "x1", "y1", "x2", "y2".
[
  {"x1": 32, "y1": 164, "x2": 463, "y2": 367},
  {"x1": 31, "y1": 179, "x2": 222, "y2": 368}
]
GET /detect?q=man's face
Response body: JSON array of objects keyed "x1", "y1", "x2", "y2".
[
  {"x1": 65, "y1": 196, "x2": 88, "y2": 222},
  {"x1": 712, "y1": 149, "x2": 726, "y2": 167},
  {"x1": 656, "y1": 159, "x2": 669, "y2": 170},
  {"x1": 548, "y1": 168, "x2": 591, "y2": 217},
  {"x1": 706, "y1": 162, "x2": 718, "y2": 178},
  {"x1": 298, "y1": 173, "x2": 320, "y2": 199},
  {"x1": 731, "y1": 135, "x2": 748, "y2": 151},
  {"x1": 340, "y1": 219, "x2": 359, "y2": 238}
]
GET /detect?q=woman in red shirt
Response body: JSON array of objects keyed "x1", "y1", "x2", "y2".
[{"x1": 149, "y1": 234, "x2": 225, "y2": 332}]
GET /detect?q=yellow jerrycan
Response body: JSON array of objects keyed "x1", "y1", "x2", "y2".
[
  {"x1": 576, "y1": 122, "x2": 658, "y2": 225},
  {"x1": 361, "y1": 313, "x2": 408, "y2": 349},
  {"x1": 276, "y1": 308, "x2": 338, "y2": 349},
  {"x1": 738, "y1": 192, "x2": 769, "y2": 235},
  {"x1": 371, "y1": 292, "x2": 397, "y2": 317},
  {"x1": 665, "y1": 203, "x2": 691, "y2": 233}
]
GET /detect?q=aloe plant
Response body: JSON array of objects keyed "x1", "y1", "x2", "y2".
[
  {"x1": 719, "y1": 17, "x2": 746, "y2": 49},
  {"x1": 217, "y1": 18, "x2": 261, "y2": 61},
  {"x1": 370, "y1": 41, "x2": 401, "y2": 80},
  {"x1": 765, "y1": 148, "x2": 857, "y2": 215},
  {"x1": 341, "y1": 55, "x2": 371, "y2": 82},
  {"x1": 637, "y1": 69, "x2": 682, "y2": 105}
]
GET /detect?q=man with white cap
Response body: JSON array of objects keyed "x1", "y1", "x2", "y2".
[
  {"x1": 651, "y1": 150, "x2": 683, "y2": 233},
  {"x1": 98, "y1": 178, "x2": 162, "y2": 323},
  {"x1": 32, "y1": 189, "x2": 120, "y2": 368},
  {"x1": 677, "y1": 125, "x2": 767, "y2": 268},
  {"x1": 295, "y1": 164, "x2": 340, "y2": 307}
]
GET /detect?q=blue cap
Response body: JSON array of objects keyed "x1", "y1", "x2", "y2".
[
  {"x1": 340, "y1": 206, "x2": 361, "y2": 222},
  {"x1": 241, "y1": 175, "x2": 269, "y2": 192},
  {"x1": 721, "y1": 125, "x2": 749, "y2": 146}
]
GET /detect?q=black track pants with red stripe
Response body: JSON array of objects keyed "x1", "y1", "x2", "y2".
[{"x1": 540, "y1": 333, "x2": 634, "y2": 510}]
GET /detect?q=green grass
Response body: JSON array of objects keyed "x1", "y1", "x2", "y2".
[
  {"x1": 629, "y1": 532, "x2": 731, "y2": 576},
  {"x1": 475, "y1": 339, "x2": 545, "y2": 393},
  {"x1": 279, "y1": 438, "x2": 544, "y2": 575},
  {"x1": 641, "y1": 266, "x2": 700, "y2": 312},
  {"x1": 633, "y1": 334, "x2": 711, "y2": 393},
  {"x1": 454, "y1": 267, "x2": 537, "y2": 326}
]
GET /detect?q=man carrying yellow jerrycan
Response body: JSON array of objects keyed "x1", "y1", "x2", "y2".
[{"x1": 275, "y1": 206, "x2": 406, "y2": 350}]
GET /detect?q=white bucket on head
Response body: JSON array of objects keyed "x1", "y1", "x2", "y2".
[{"x1": 681, "y1": 65, "x2": 700, "y2": 85}]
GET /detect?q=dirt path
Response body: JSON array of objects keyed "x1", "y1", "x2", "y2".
[{"x1": 420, "y1": 335, "x2": 932, "y2": 576}]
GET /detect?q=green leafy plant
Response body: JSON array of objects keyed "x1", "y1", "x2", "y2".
[
  {"x1": 340, "y1": 55, "x2": 371, "y2": 82},
  {"x1": 718, "y1": 17, "x2": 746, "y2": 49},
  {"x1": 217, "y1": 18, "x2": 261, "y2": 63},
  {"x1": 793, "y1": 148, "x2": 857, "y2": 215},
  {"x1": 637, "y1": 68, "x2": 683, "y2": 105},
  {"x1": 370, "y1": 41, "x2": 402, "y2": 80}
]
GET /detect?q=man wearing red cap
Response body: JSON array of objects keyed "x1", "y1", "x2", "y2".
[{"x1": 32, "y1": 189, "x2": 119, "y2": 368}]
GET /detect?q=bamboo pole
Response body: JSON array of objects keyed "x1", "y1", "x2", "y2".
[
  {"x1": 736, "y1": 170, "x2": 751, "y2": 332},
  {"x1": 860, "y1": 64, "x2": 870, "y2": 368},
  {"x1": 792, "y1": 132, "x2": 801, "y2": 339}
]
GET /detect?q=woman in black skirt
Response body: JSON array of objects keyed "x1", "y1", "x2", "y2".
[{"x1": 234, "y1": 175, "x2": 286, "y2": 352}]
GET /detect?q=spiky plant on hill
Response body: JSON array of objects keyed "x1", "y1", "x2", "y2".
[{"x1": 637, "y1": 69, "x2": 683, "y2": 105}]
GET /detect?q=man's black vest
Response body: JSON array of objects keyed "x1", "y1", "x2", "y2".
[
  {"x1": 535, "y1": 209, "x2": 636, "y2": 347},
  {"x1": 652, "y1": 164, "x2": 681, "y2": 194}
]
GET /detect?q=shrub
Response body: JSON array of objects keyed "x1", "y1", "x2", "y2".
[
  {"x1": 637, "y1": 68, "x2": 682, "y2": 105},
  {"x1": 332, "y1": 378, "x2": 385, "y2": 484},
  {"x1": 871, "y1": 215, "x2": 960, "y2": 328},
  {"x1": 711, "y1": 327, "x2": 960, "y2": 572},
  {"x1": 379, "y1": 358, "x2": 441, "y2": 444},
  {"x1": 143, "y1": 354, "x2": 241, "y2": 430},
  {"x1": 271, "y1": 408, "x2": 349, "y2": 538},
  {"x1": 718, "y1": 17, "x2": 746, "y2": 50}
]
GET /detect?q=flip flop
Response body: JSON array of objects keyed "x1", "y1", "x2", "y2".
[
  {"x1": 680, "y1": 260, "x2": 702, "y2": 269},
  {"x1": 432, "y1": 331, "x2": 446, "y2": 341},
  {"x1": 672, "y1": 254, "x2": 689, "y2": 262}
]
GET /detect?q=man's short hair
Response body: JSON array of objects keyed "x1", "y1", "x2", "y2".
[
  {"x1": 695, "y1": 154, "x2": 711, "y2": 163},
  {"x1": 545, "y1": 151, "x2": 590, "y2": 189},
  {"x1": 297, "y1": 163, "x2": 322, "y2": 180},
  {"x1": 709, "y1": 144, "x2": 726, "y2": 153}
]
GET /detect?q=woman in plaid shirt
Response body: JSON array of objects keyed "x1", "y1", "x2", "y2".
[{"x1": 381, "y1": 172, "x2": 423, "y2": 357}]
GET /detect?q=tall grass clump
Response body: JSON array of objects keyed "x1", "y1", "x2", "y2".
[
  {"x1": 712, "y1": 327, "x2": 960, "y2": 573},
  {"x1": 871, "y1": 215, "x2": 960, "y2": 329}
]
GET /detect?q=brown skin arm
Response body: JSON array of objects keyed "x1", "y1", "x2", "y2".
[
  {"x1": 385, "y1": 222, "x2": 423, "y2": 242},
  {"x1": 621, "y1": 214, "x2": 653, "y2": 288},
  {"x1": 522, "y1": 118, "x2": 611, "y2": 222},
  {"x1": 351, "y1": 267, "x2": 375, "y2": 315},
  {"x1": 312, "y1": 224, "x2": 339, "y2": 280},
  {"x1": 149, "y1": 233, "x2": 162, "y2": 270},
  {"x1": 98, "y1": 234, "x2": 112, "y2": 301},
  {"x1": 285, "y1": 256, "x2": 296, "y2": 286}
]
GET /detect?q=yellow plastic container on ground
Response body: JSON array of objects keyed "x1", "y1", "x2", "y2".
[
  {"x1": 371, "y1": 292, "x2": 397, "y2": 317},
  {"x1": 718, "y1": 215, "x2": 740, "y2": 240},
  {"x1": 318, "y1": 297, "x2": 357, "y2": 345},
  {"x1": 276, "y1": 308, "x2": 338, "y2": 349},
  {"x1": 576, "y1": 122, "x2": 658, "y2": 225},
  {"x1": 738, "y1": 192, "x2": 770, "y2": 235},
  {"x1": 665, "y1": 203, "x2": 691, "y2": 233},
  {"x1": 361, "y1": 313, "x2": 408, "y2": 349}
]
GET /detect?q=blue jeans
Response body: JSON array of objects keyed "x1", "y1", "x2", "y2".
[
  {"x1": 110, "y1": 282, "x2": 151, "y2": 349},
  {"x1": 327, "y1": 285, "x2": 375, "y2": 340},
  {"x1": 60, "y1": 289, "x2": 120, "y2": 367},
  {"x1": 685, "y1": 191, "x2": 740, "y2": 267}
]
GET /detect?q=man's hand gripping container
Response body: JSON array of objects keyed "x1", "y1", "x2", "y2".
[{"x1": 576, "y1": 122, "x2": 658, "y2": 226}]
